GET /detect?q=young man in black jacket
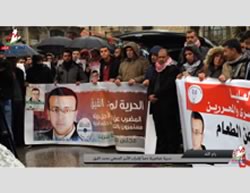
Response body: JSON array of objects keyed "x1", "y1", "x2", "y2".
[{"x1": 99, "y1": 46, "x2": 120, "y2": 82}]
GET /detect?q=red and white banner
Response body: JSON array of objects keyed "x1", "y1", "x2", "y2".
[{"x1": 176, "y1": 77, "x2": 250, "y2": 155}]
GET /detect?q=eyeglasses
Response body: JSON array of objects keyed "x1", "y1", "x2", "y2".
[
  {"x1": 192, "y1": 129, "x2": 203, "y2": 135},
  {"x1": 49, "y1": 107, "x2": 76, "y2": 114}
]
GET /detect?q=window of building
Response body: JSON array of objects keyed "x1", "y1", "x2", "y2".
[{"x1": 50, "y1": 29, "x2": 64, "y2": 37}]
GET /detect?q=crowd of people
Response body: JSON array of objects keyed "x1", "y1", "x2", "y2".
[{"x1": 0, "y1": 29, "x2": 250, "y2": 154}]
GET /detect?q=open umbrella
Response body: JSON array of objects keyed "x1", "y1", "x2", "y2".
[
  {"x1": 4, "y1": 44, "x2": 38, "y2": 58},
  {"x1": 68, "y1": 36, "x2": 112, "y2": 50},
  {"x1": 36, "y1": 36, "x2": 72, "y2": 55},
  {"x1": 37, "y1": 36, "x2": 72, "y2": 47}
]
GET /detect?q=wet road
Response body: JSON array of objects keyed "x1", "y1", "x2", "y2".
[{"x1": 16, "y1": 145, "x2": 190, "y2": 167}]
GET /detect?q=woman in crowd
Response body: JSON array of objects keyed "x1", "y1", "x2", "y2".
[
  {"x1": 198, "y1": 46, "x2": 225, "y2": 80},
  {"x1": 177, "y1": 45, "x2": 204, "y2": 78}
]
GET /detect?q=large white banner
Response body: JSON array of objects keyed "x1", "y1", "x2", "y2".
[
  {"x1": 25, "y1": 82, "x2": 156, "y2": 153},
  {"x1": 176, "y1": 77, "x2": 250, "y2": 156}
]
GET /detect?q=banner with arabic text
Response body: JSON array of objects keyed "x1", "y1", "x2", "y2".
[
  {"x1": 25, "y1": 82, "x2": 148, "y2": 152},
  {"x1": 176, "y1": 77, "x2": 250, "y2": 155}
]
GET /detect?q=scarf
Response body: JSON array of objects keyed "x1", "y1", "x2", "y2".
[
  {"x1": 183, "y1": 60, "x2": 201, "y2": 75},
  {"x1": 184, "y1": 39, "x2": 201, "y2": 48},
  {"x1": 155, "y1": 57, "x2": 173, "y2": 72},
  {"x1": 226, "y1": 54, "x2": 244, "y2": 65}
]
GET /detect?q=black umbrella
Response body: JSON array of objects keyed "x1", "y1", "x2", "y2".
[
  {"x1": 37, "y1": 36, "x2": 72, "y2": 47},
  {"x1": 68, "y1": 36, "x2": 112, "y2": 50},
  {"x1": 37, "y1": 36, "x2": 72, "y2": 55},
  {"x1": 4, "y1": 43, "x2": 38, "y2": 57}
]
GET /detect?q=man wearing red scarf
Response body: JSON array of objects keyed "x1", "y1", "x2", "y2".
[{"x1": 148, "y1": 48, "x2": 182, "y2": 154}]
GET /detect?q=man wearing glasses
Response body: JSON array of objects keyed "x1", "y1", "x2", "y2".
[
  {"x1": 191, "y1": 111, "x2": 206, "y2": 150},
  {"x1": 40, "y1": 87, "x2": 80, "y2": 141}
]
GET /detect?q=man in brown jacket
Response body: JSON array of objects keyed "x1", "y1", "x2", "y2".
[{"x1": 115, "y1": 42, "x2": 149, "y2": 86}]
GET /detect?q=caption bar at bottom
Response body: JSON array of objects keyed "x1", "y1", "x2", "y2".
[{"x1": 83, "y1": 154, "x2": 231, "y2": 164}]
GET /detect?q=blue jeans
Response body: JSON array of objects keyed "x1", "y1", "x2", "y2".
[{"x1": 0, "y1": 99, "x2": 13, "y2": 140}]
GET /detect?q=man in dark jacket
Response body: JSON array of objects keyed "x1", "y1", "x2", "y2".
[
  {"x1": 99, "y1": 46, "x2": 120, "y2": 82},
  {"x1": 26, "y1": 55, "x2": 54, "y2": 84},
  {"x1": 55, "y1": 50, "x2": 88, "y2": 84},
  {"x1": 148, "y1": 48, "x2": 182, "y2": 154},
  {"x1": 219, "y1": 39, "x2": 250, "y2": 82}
]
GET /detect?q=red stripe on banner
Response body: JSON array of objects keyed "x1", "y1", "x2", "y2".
[{"x1": 185, "y1": 82, "x2": 250, "y2": 122}]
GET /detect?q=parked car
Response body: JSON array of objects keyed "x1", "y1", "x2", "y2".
[{"x1": 116, "y1": 30, "x2": 216, "y2": 61}]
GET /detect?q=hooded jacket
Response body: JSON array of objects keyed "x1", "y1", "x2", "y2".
[
  {"x1": 117, "y1": 42, "x2": 149, "y2": 82},
  {"x1": 179, "y1": 42, "x2": 209, "y2": 64},
  {"x1": 145, "y1": 45, "x2": 162, "y2": 80},
  {"x1": 180, "y1": 46, "x2": 204, "y2": 77},
  {"x1": 202, "y1": 46, "x2": 224, "y2": 78}
]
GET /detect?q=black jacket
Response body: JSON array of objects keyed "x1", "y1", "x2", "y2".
[
  {"x1": 26, "y1": 64, "x2": 54, "y2": 84},
  {"x1": 0, "y1": 59, "x2": 14, "y2": 100},
  {"x1": 148, "y1": 65, "x2": 180, "y2": 115},
  {"x1": 55, "y1": 61, "x2": 88, "y2": 83},
  {"x1": 99, "y1": 57, "x2": 120, "y2": 81}
]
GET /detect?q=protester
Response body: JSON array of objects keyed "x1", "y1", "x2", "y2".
[
  {"x1": 55, "y1": 50, "x2": 88, "y2": 84},
  {"x1": 94, "y1": 46, "x2": 120, "y2": 83},
  {"x1": 25, "y1": 56, "x2": 32, "y2": 70},
  {"x1": 178, "y1": 46, "x2": 204, "y2": 78},
  {"x1": 72, "y1": 50, "x2": 81, "y2": 63},
  {"x1": 16, "y1": 57, "x2": 26, "y2": 78},
  {"x1": 143, "y1": 45, "x2": 162, "y2": 87},
  {"x1": 114, "y1": 47, "x2": 123, "y2": 62},
  {"x1": 46, "y1": 53, "x2": 57, "y2": 78},
  {"x1": 148, "y1": 48, "x2": 181, "y2": 153},
  {"x1": 219, "y1": 39, "x2": 250, "y2": 82},
  {"x1": 80, "y1": 49, "x2": 90, "y2": 70},
  {"x1": 85, "y1": 49, "x2": 101, "y2": 82},
  {"x1": 242, "y1": 31, "x2": 250, "y2": 58},
  {"x1": 12, "y1": 59, "x2": 25, "y2": 146},
  {"x1": 0, "y1": 58, "x2": 14, "y2": 141},
  {"x1": 179, "y1": 29, "x2": 209, "y2": 64},
  {"x1": 198, "y1": 46, "x2": 225, "y2": 80},
  {"x1": 26, "y1": 55, "x2": 54, "y2": 84},
  {"x1": 115, "y1": 42, "x2": 149, "y2": 86}
]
